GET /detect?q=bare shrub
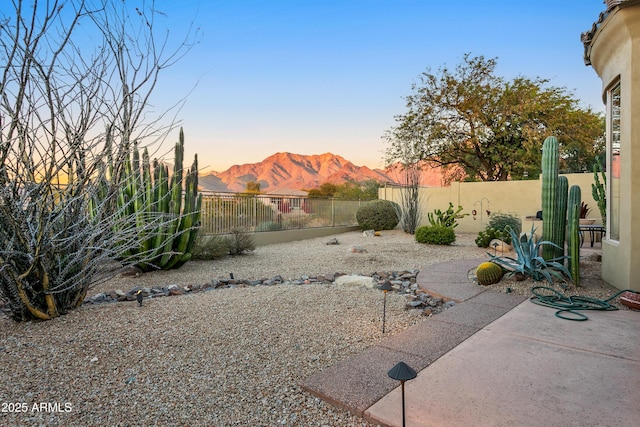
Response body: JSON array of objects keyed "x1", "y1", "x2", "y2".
[{"x1": 226, "y1": 229, "x2": 256, "y2": 255}]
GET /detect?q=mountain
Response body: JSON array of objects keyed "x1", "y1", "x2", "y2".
[{"x1": 198, "y1": 152, "x2": 449, "y2": 193}]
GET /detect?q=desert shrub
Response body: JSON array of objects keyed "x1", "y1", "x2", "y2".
[
  {"x1": 192, "y1": 234, "x2": 229, "y2": 260},
  {"x1": 415, "y1": 225, "x2": 456, "y2": 245},
  {"x1": 487, "y1": 212, "x2": 522, "y2": 235},
  {"x1": 226, "y1": 228, "x2": 256, "y2": 255},
  {"x1": 356, "y1": 200, "x2": 400, "y2": 230},
  {"x1": 475, "y1": 227, "x2": 512, "y2": 247},
  {"x1": 256, "y1": 221, "x2": 283, "y2": 232},
  {"x1": 475, "y1": 212, "x2": 521, "y2": 247}
]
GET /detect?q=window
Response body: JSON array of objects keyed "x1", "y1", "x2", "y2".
[{"x1": 608, "y1": 81, "x2": 621, "y2": 241}]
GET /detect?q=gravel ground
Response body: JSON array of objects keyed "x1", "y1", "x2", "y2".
[{"x1": 0, "y1": 230, "x2": 621, "y2": 426}]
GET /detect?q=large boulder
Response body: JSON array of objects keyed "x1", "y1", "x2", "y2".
[{"x1": 334, "y1": 275, "x2": 376, "y2": 290}]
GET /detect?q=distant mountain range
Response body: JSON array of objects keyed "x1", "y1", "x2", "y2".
[{"x1": 198, "y1": 152, "x2": 448, "y2": 194}]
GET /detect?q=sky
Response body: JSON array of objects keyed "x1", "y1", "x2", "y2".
[{"x1": 149, "y1": 0, "x2": 608, "y2": 173}]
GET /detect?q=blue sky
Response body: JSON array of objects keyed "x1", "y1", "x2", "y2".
[{"x1": 151, "y1": 0, "x2": 608, "y2": 172}]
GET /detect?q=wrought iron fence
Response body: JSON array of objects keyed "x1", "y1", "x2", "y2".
[{"x1": 199, "y1": 192, "x2": 364, "y2": 235}]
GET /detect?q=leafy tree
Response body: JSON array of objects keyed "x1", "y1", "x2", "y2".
[
  {"x1": 0, "y1": 1, "x2": 197, "y2": 321},
  {"x1": 384, "y1": 54, "x2": 605, "y2": 182},
  {"x1": 307, "y1": 180, "x2": 380, "y2": 200},
  {"x1": 307, "y1": 183, "x2": 338, "y2": 198},
  {"x1": 245, "y1": 181, "x2": 261, "y2": 194}
]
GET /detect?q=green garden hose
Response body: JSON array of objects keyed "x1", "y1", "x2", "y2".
[{"x1": 529, "y1": 287, "x2": 639, "y2": 321}]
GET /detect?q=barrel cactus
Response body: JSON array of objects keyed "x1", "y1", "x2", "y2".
[{"x1": 476, "y1": 262, "x2": 504, "y2": 286}]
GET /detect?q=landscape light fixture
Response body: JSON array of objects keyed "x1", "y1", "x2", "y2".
[
  {"x1": 387, "y1": 361, "x2": 418, "y2": 427},
  {"x1": 379, "y1": 281, "x2": 393, "y2": 333}
]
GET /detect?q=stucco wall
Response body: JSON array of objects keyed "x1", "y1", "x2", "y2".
[
  {"x1": 251, "y1": 226, "x2": 360, "y2": 246},
  {"x1": 380, "y1": 173, "x2": 601, "y2": 237},
  {"x1": 588, "y1": 3, "x2": 640, "y2": 291}
]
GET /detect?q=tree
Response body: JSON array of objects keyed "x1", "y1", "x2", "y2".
[
  {"x1": 307, "y1": 180, "x2": 380, "y2": 200},
  {"x1": 0, "y1": 1, "x2": 197, "y2": 321},
  {"x1": 384, "y1": 54, "x2": 605, "y2": 182},
  {"x1": 245, "y1": 181, "x2": 261, "y2": 194},
  {"x1": 307, "y1": 183, "x2": 338, "y2": 198}
]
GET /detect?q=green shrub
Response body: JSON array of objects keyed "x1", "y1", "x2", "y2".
[
  {"x1": 192, "y1": 234, "x2": 229, "y2": 260},
  {"x1": 475, "y1": 227, "x2": 512, "y2": 247},
  {"x1": 415, "y1": 225, "x2": 456, "y2": 245},
  {"x1": 475, "y1": 212, "x2": 521, "y2": 247},
  {"x1": 487, "y1": 212, "x2": 522, "y2": 235},
  {"x1": 356, "y1": 200, "x2": 400, "y2": 230}
]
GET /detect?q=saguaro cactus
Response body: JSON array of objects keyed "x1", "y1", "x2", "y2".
[
  {"x1": 567, "y1": 185, "x2": 581, "y2": 286},
  {"x1": 114, "y1": 128, "x2": 202, "y2": 271},
  {"x1": 554, "y1": 176, "x2": 568, "y2": 260},
  {"x1": 541, "y1": 136, "x2": 561, "y2": 260}
]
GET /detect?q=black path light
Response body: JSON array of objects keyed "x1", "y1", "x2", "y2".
[
  {"x1": 387, "y1": 361, "x2": 418, "y2": 427},
  {"x1": 379, "y1": 281, "x2": 393, "y2": 333}
]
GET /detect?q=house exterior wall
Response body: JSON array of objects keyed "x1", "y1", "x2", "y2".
[{"x1": 588, "y1": 3, "x2": 640, "y2": 291}]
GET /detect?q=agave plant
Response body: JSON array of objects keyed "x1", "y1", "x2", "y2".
[{"x1": 489, "y1": 225, "x2": 571, "y2": 285}]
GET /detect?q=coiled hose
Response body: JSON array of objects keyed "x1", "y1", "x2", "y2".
[{"x1": 530, "y1": 287, "x2": 639, "y2": 321}]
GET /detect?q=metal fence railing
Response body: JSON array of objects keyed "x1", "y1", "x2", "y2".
[{"x1": 199, "y1": 192, "x2": 364, "y2": 235}]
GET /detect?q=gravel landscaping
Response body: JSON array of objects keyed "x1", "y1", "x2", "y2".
[{"x1": 0, "y1": 230, "x2": 621, "y2": 426}]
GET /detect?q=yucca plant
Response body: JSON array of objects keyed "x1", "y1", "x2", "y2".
[{"x1": 489, "y1": 225, "x2": 571, "y2": 286}]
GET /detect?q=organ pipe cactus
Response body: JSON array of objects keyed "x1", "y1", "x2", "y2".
[
  {"x1": 541, "y1": 136, "x2": 568, "y2": 261},
  {"x1": 567, "y1": 185, "x2": 581, "y2": 286},
  {"x1": 113, "y1": 128, "x2": 202, "y2": 271}
]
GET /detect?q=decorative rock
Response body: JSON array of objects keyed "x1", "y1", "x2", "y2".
[
  {"x1": 349, "y1": 245, "x2": 367, "y2": 253},
  {"x1": 489, "y1": 239, "x2": 512, "y2": 252},
  {"x1": 325, "y1": 238, "x2": 339, "y2": 245},
  {"x1": 120, "y1": 265, "x2": 143, "y2": 277},
  {"x1": 334, "y1": 275, "x2": 376, "y2": 289},
  {"x1": 362, "y1": 229, "x2": 375, "y2": 237},
  {"x1": 82, "y1": 268, "x2": 457, "y2": 321},
  {"x1": 91, "y1": 293, "x2": 108, "y2": 303}
]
